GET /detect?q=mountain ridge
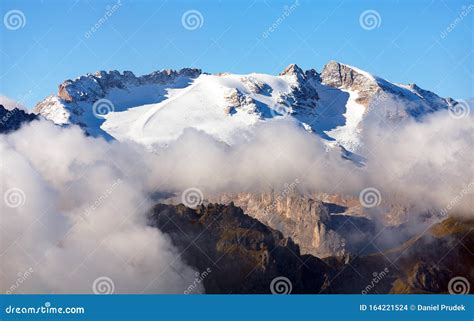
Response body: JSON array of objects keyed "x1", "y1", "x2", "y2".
[{"x1": 34, "y1": 61, "x2": 456, "y2": 151}]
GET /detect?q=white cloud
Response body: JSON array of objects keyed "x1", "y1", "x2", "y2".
[
  {"x1": 0, "y1": 120, "x2": 201, "y2": 294},
  {"x1": 1, "y1": 105, "x2": 472, "y2": 293}
]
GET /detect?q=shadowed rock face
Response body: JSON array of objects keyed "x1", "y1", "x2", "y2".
[
  {"x1": 209, "y1": 192, "x2": 419, "y2": 259},
  {"x1": 211, "y1": 192, "x2": 348, "y2": 258},
  {"x1": 0, "y1": 105, "x2": 38, "y2": 134},
  {"x1": 148, "y1": 202, "x2": 472, "y2": 294},
  {"x1": 56, "y1": 68, "x2": 202, "y2": 103},
  {"x1": 326, "y1": 217, "x2": 474, "y2": 294},
  {"x1": 148, "y1": 203, "x2": 331, "y2": 294},
  {"x1": 279, "y1": 63, "x2": 320, "y2": 109}
]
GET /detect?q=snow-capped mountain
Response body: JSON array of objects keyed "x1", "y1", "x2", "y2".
[{"x1": 34, "y1": 61, "x2": 456, "y2": 151}]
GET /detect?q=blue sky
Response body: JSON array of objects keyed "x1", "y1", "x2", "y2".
[{"x1": 0, "y1": 0, "x2": 472, "y2": 108}]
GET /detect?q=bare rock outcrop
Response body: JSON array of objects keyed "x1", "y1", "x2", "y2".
[
  {"x1": 210, "y1": 192, "x2": 374, "y2": 258},
  {"x1": 148, "y1": 202, "x2": 331, "y2": 293},
  {"x1": 320, "y1": 60, "x2": 380, "y2": 107}
]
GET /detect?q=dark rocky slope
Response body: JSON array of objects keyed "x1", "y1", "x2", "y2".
[
  {"x1": 326, "y1": 217, "x2": 474, "y2": 294},
  {"x1": 148, "y1": 203, "x2": 331, "y2": 294},
  {"x1": 149, "y1": 202, "x2": 472, "y2": 294},
  {"x1": 0, "y1": 105, "x2": 38, "y2": 134}
]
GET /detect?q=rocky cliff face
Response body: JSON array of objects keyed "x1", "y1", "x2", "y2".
[
  {"x1": 148, "y1": 203, "x2": 331, "y2": 294},
  {"x1": 148, "y1": 202, "x2": 472, "y2": 294},
  {"x1": 208, "y1": 191, "x2": 428, "y2": 259},
  {"x1": 55, "y1": 68, "x2": 202, "y2": 103},
  {"x1": 320, "y1": 61, "x2": 380, "y2": 106},
  {"x1": 209, "y1": 192, "x2": 395, "y2": 258},
  {"x1": 0, "y1": 105, "x2": 38, "y2": 134},
  {"x1": 320, "y1": 60, "x2": 455, "y2": 117}
]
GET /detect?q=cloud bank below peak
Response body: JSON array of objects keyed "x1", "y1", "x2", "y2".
[{"x1": 1, "y1": 103, "x2": 472, "y2": 293}]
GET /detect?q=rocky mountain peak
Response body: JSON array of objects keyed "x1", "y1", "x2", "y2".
[
  {"x1": 280, "y1": 63, "x2": 305, "y2": 81},
  {"x1": 408, "y1": 83, "x2": 421, "y2": 91},
  {"x1": 304, "y1": 68, "x2": 321, "y2": 82},
  {"x1": 319, "y1": 61, "x2": 454, "y2": 113},
  {"x1": 320, "y1": 61, "x2": 381, "y2": 106},
  {"x1": 321, "y1": 61, "x2": 376, "y2": 88},
  {"x1": 279, "y1": 64, "x2": 320, "y2": 108}
]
